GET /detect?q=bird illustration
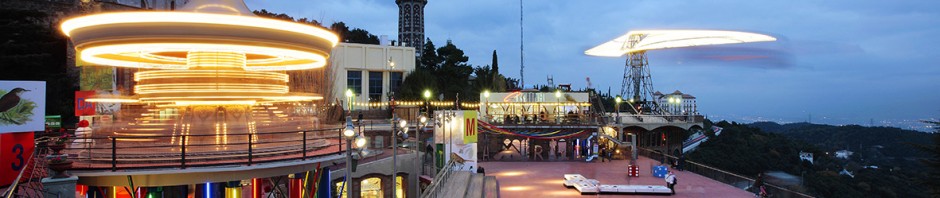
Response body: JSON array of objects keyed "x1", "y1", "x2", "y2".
[{"x1": 0, "y1": 88, "x2": 30, "y2": 113}]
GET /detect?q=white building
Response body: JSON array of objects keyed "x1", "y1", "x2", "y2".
[
  {"x1": 654, "y1": 90, "x2": 697, "y2": 115},
  {"x1": 330, "y1": 43, "x2": 416, "y2": 108},
  {"x1": 835, "y1": 150, "x2": 854, "y2": 159}
]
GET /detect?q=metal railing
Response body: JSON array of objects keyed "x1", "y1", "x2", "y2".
[
  {"x1": 61, "y1": 128, "x2": 345, "y2": 171},
  {"x1": 638, "y1": 148, "x2": 814, "y2": 198},
  {"x1": 419, "y1": 159, "x2": 462, "y2": 198}
]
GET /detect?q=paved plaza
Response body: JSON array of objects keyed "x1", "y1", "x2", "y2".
[{"x1": 482, "y1": 156, "x2": 753, "y2": 198}]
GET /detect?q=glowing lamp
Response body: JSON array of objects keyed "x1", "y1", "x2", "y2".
[
  {"x1": 423, "y1": 90, "x2": 432, "y2": 99},
  {"x1": 355, "y1": 137, "x2": 367, "y2": 148},
  {"x1": 419, "y1": 115, "x2": 428, "y2": 124},
  {"x1": 399, "y1": 120, "x2": 408, "y2": 128}
]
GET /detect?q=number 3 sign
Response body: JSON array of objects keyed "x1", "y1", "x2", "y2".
[{"x1": 1, "y1": 132, "x2": 34, "y2": 187}]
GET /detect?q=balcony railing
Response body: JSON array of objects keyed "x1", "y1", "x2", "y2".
[{"x1": 61, "y1": 128, "x2": 345, "y2": 171}]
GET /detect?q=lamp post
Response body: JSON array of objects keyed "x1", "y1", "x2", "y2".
[
  {"x1": 345, "y1": 89, "x2": 355, "y2": 114},
  {"x1": 483, "y1": 90, "x2": 490, "y2": 122},
  {"x1": 423, "y1": 89, "x2": 433, "y2": 173},
  {"x1": 555, "y1": 90, "x2": 562, "y2": 124},
  {"x1": 615, "y1": 96, "x2": 622, "y2": 124},
  {"x1": 343, "y1": 116, "x2": 357, "y2": 197},
  {"x1": 414, "y1": 115, "x2": 427, "y2": 198},
  {"x1": 391, "y1": 117, "x2": 407, "y2": 198}
]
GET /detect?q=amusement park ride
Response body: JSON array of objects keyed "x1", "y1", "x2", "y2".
[{"x1": 586, "y1": 30, "x2": 776, "y2": 114}]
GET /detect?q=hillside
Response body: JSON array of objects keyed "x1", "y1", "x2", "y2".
[{"x1": 687, "y1": 120, "x2": 931, "y2": 198}]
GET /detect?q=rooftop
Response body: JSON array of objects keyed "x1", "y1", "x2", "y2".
[{"x1": 482, "y1": 156, "x2": 753, "y2": 198}]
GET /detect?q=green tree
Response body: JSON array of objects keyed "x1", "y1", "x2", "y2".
[
  {"x1": 434, "y1": 40, "x2": 473, "y2": 101},
  {"x1": 917, "y1": 121, "x2": 940, "y2": 197},
  {"x1": 330, "y1": 22, "x2": 379, "y2": 44},
  {"x1": 420, "y1": 39, "x2": 441, "y2": 71}
]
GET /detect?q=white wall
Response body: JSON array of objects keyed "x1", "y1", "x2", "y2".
[{"x1": 330, "y1": 43, "x2": 416, "y2": 108}]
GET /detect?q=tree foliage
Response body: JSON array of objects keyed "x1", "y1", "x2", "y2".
[
  {"x1": 253, "y1": 10, "x2": 378, "y2": 44},
  {"x1": 688, "y1": 121, "x2": 933, "y2": 198}
]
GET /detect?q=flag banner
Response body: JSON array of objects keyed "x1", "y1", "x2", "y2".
[{"x1": 463, "y1": 111, "x2": 478, "y2": 144}]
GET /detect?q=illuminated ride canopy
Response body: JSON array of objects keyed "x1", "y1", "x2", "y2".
[
  {"x1": 584, "y1": 29, "x2": 776, "y2": 57},
  {"x1": 61, "y1": 0, "x2": 338, "y2": 106}
]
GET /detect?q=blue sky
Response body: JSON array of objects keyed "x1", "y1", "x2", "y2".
[{"x1": 245, "y1": 0, "x2": 940, "y2": 128}]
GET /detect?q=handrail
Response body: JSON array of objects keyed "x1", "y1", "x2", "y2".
[
  {"x1": 60, "y1": 127, "x2": 347, "y2": 171},
  {"x1": 637, "y1": 147, "x2": 814, "y2": 198},
  {"x1": 420, "y1": 159, "x2": 460, "y2": 198}
]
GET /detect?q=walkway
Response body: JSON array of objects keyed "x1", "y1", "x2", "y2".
[{"x1": 481, "y1": 156, "x2": 753, "y2": 198}]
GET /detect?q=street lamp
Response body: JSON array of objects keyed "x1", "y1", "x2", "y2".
[
  {"x1": 391, "y1": 117, "x2": 407, "y2": 198},
  {"x1": 483, "y1": 90, "x2": 490, "y2": 121},
  {"x1": 345, "y1": 89, "x2": 355, "y2": 113},
  {"x1": 343, "y1": 116, "x2": 357, "y2": 197},
  {"x1": 414, "y1": 114, "x2": 429, "y2": 198},
  {"x1": 615, "y1": 96, "x2": 622, "y2": 124}
]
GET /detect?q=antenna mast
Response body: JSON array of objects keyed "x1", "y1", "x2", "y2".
[{"x1": 519, "y1": 0, "x2": 525, "y2": 87}]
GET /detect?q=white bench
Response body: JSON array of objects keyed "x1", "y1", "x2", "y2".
[{"x1": 563, "y1": 174, "x2": 671, "y2": 195}]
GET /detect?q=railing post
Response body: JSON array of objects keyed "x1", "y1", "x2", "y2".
[
  {"x1": 111, "y1": 137, "x2": 117, "y2": 171},
  {"x1": 302, "y1": 130, "x2": 307, "y2": 161},
  {"x1": 181, "y1": 135, "x2": 187, "y2": 169},
  {"x1": 248, "y1": 133, "x2": 253, "y2": 166}
]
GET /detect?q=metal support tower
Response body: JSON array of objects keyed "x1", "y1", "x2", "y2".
[{"x1": 620, "y1": 34, "x2": 659, "y2": 114}]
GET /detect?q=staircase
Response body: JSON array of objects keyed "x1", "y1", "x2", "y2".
[{"x1": 422, "y1": 160, "x2": 500, "y2": 198}]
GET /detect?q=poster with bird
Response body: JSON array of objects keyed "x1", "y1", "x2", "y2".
[{"x1": 0, "y1": 81, "x2": 46, "y2": 133}]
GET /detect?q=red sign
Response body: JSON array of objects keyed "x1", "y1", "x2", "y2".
[
  {"x1": 75, "y1": 91, "x2": 96, "y2": 116},
  {"x1": 1, "y1": 132, "x2": 34, "y2": 186}
]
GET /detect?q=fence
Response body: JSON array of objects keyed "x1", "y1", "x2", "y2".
[
  {"x1": 61, "y1": 127, "x2": 345, "y2": 171},
  {"x1": 638, "y1": 148, "x2": 814, "y2": 198}
]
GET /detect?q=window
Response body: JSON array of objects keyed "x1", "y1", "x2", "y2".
[
  {"x1": 396, "y1": 176, "x2": 405, "y2": 198},
  {"x1": 390, "y1": 72, "x2": 403, "y2": 94},
  {"x1": 347, "y1": 70, "x2": 362, "y2": 96},
  {"x1": 334, "y1": 181, "x2": 348, "y2": 198},
  {"x1": 369, "y1": 71, "x2": 383, "y2": 101},
  {"x1": 361, "y1": 177, "x2": 383, "y2": 198}
]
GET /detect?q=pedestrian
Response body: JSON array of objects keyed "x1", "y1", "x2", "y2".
[
  {"x1": 678, "y1": 154, "x2": 686, "y2": 171},
  {"x1": 665, "y1": 171, "x2": 677, "y2": 195},
  {"x1": 599, "y1": 147, "x2": 607, "y2": 162}
]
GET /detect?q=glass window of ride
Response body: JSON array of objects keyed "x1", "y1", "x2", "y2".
[
  {"x1": 361, "y1": 177, "x2": 383, "y2": 198},
  {"x1": 348, "y1": 70, "x2": 363, "y2": 95},
  {"x1": 369, "y1": 71, "x2": 383, "y2": 101}
]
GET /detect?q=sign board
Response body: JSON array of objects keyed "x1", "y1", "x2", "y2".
[
  {"x1": 45, "y1": 115, "x2": 61, "y2": 129},
  {"x1": 463, "y1": 111, "x2": 478, "y2": 144},
  {"x1": 0, "y1": 81, "x2": 46, "y2": 133},
  {"x1": 0, "y1": 132, "x2": 35, "y2": 186},
  {"x1": 75, "y1": 91, "x2": 96, "y2": 116},
  {"x1": 433, "y1": 110, "x2": 478, "y2": 172}
]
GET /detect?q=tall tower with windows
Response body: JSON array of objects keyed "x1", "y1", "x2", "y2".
[{"x1": 396, "y1": 0, "x2": 427, "y2": 56}]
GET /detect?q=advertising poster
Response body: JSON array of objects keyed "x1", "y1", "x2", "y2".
[
  {"x1": 0, "y1": 81, "x2": 46, "y2": 133},
  {"x1": 75, "y1": 90, "x2": 96, "y2": 116},
  {"x1": 0, "y1": 132, "x2": 35, "y2": 186}
]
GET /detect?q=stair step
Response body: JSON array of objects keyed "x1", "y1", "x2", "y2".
[
  {"x1": 484, "y1": 176, "x2": 499, "y2": 198},
  {"x1": 436, "y1": 171, "x2": 471, "y2": 198},
  {"x1": 464, "y1": 174, "x2": 485, "y2": 198}
]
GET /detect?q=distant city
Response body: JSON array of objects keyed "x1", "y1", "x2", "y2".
[{"x1": 709, "y1": 114, "x2": 938, "y2": 132}]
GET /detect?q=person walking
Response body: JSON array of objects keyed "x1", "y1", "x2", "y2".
[{"x1": 665, "y1": 171, "x2": 677, "y2": 195}]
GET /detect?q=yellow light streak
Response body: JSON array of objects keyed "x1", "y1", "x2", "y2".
[
  {"x1": 60, "y1": 12, "x2": 339, "y2": 46},
  {"x1": 80, "y1": 43, "x2": 327, "y2": 71},
  {"x1": 86, "y1": 98, "x2": 139, "y2": 103}
]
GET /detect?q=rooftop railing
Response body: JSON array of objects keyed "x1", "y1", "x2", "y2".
[{"x1": 61, "y1": 128, "x2": 345, "y2": 171}]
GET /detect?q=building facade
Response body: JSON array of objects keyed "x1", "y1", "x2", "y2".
[
  {"x1": 331, "y1": 43, "x2": 417, "y2": 108},
  {"x1": 396, "y1": 0, "x2": 427, "y2": 56},
  {"x1": 654, "y1": 90, "x2": 698, "y2": 115}
]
